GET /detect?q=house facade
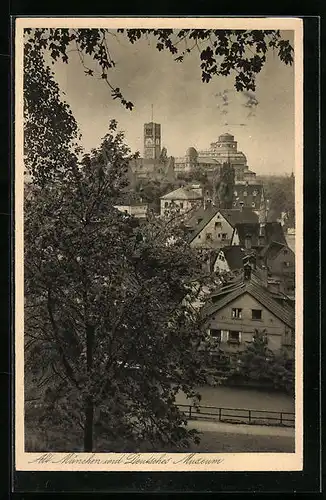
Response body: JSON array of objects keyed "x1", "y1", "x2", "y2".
[
  {"x1": 186, "y1": 207, "x2": 258, "y2": 249},
  {"x1": 160, "y1": 185, "x2": 203, "y2": 216},
  {"x1": 232, "y1": 182, "x2": 266, "y2": 218},
  {"x1": 203, "y1": 269, "x2": 295, "y2": 359},
  {"x1": 261, "y1": 242, "x2": 295, "y2": 296}
]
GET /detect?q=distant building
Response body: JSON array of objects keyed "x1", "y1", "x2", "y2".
[
  {"x1": 114, "y1": 204, "x2": 149, "y2": 219},
  {"x1": 160, "y1": 185, "x2": 203, "y2": 216},
  {"x1": 211, "y1": 246, "x2": 257, "y2": 274},
  {"x1": 129, "y1": 122, "x2": 175, "y2": 184},
  {"x1": 230, "y1": 221, "x2": 287, "y2": 248},
  {"x1": 185, "y1": 206, "x2": 258, "y2": 249},
  {"x1": 259, "y1": 241, "x2": 295, "y2": 296},
  {"x1": 143, "y1": 122, "x2": 161, "y2": 160},
  {"x1": 175, "y1": 133, "x2": 258, "y2": 183},
  {"x1": 202, "y1": 265, "x2": 295, "y2": 359},
  {"x1": 232, "y1": 182, "x2": 266, "y2": 217}
]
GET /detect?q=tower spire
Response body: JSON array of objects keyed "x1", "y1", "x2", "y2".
[{"x1": 151, "y1": 104, "x2": 154, "y2": 123}]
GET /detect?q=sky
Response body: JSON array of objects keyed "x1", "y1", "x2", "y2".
[{"x1": 52, "y1": 30, "x2": 295, "y2": 176}]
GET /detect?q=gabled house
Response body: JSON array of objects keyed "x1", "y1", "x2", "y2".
[
  {"x1": 259, "y1": 241, "x2": 295, "y2": 295},
  {"x1": 211, "y1": 246, "x2": 265, "y2": 274},
  {"x1": 212, "y1": 246, "x2": 247, "y2": 273},
  {"x1": 231, "y1": 221, "x2": 287, "y2": 249},
  {"x1": 186, "y1": 207, "x2": 258, "y2": 249},
  {"x1": 202, "y1": 265, "x2": 295, "y2": 359},
  {"x1": 160, "y1": 185, "x2": 203, "y2": 216}
]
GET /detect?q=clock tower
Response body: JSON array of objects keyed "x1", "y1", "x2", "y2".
[{"x1": 144, "y1": 122, "x2": 161, "y2": 160}]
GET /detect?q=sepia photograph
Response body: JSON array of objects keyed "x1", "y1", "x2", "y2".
[{"x1": 15, "y1": 17, "x2": 303, "y2": 472}]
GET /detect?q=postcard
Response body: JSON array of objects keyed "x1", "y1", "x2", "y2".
[{"x1": 15, "y1": 16, "x2": 303, "y2": 472}]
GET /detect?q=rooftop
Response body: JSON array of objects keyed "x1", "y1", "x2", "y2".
[
  {"x1": 161, "y1": 185, "x2": 203, "y2": 201},
  {"x1": 203, "y1": 272, "x2": 295, "y2": 329},
  {"x1": 220, "y1": 208, "x2": 259, "y2": 227}
]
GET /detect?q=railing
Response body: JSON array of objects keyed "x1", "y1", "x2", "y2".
[{"x1": 176, "y1": 404, "x2": 295, "y2": 427}]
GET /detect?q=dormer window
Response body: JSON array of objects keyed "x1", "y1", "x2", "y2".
[
  {"x1": 253, "y1": 190, "x2": 258, "y2": 196},
  {"x1": 243, "y1": 191, "x2": 247, "y2": 197},
  {"x1": 234, "y1": 191, "x2": 238, "y2": 197}
]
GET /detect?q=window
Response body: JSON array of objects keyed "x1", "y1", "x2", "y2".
[
  {"x1": 252, "y1": 309, "x2": 262, "y2": 320},
  {"x1": 164, "y1": 202, "x2": 169, "y2": 208},
  {"x1": 283, "y1": 261, "x2": 290, "y2": 267},
  {"x1": 251, "y1": 202, "x2": 256, "y2": 208},
  {"x1": 206, "y1": 233, "x2": 212, "y2": 240},
  {"x1": 179, "y1": 202, "x2": 184, "y2": 209},
  {"x1": 197, "y1": 218, "x2": 203, "y2": 224},
  {"x1": 232, "y1": 308, "x2": 242, "y2": 319},
  {"x1": 234, "y1": 191, "x2": 238, "y2": 197},
  {"x1": 243, "y1": 191, "x2": 247, "y2": 197},
  {"x1": 215, "y1": 221, "x2": 222, "y2": 229},
  {"x1": 210, "y1": 329, "x2": 221, "y2": 341},
  {"x1": 228, "y1": 331, "x2": 241, "y2": 344},
  {"x1": 218, "y1": 233, "x2": 221, "y2": 238},
  {"x1": 283, "y1": 329, "x2": 292, "y2": 346},
  {"x1": 283, "y1": 249, "x2": 288, "y2": 255},
  {"x1": 222, "y1": 233, "x2": 227, "y2": 240},
  {"x1": 253, "y1": 190, "x2": 258, "y2": 197}
]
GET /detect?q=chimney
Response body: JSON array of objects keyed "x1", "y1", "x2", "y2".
[
  {"x1": 244, "y1": 234, "x2": 252, "y2": 250},
  {"x1": 244, "y1": 262, "x2": 251, "y2": 281},
  {"x1": 204, "y1": 198, "x2": 212, "y2": 210},
  {"x1": 267, "y1": 278, "x2": 281, "y2": 294},
  {"x1": 258, "y1": 223, "x2": 265, "y2": 246}
]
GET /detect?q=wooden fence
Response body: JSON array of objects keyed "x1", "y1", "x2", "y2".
[{"x1": 176, "y1": 404, "x2": 295, "y2": 427}]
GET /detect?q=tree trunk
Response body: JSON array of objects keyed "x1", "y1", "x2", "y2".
[
  {"x1": 84, "y1": 323, "x2": 95, "y2": 452},
  {"x1": 84, "y1": 396, "x2": 94, "y2": 452}
]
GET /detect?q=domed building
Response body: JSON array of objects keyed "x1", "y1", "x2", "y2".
[
  {"x1": 198, "y1": 132, "x2": 254, "y2": 182},
  {"x1": 174, "y1": 132, "x2": 257, "y2": 183}
]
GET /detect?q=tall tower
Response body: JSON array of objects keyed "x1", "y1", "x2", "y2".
[{"x1": 144, "y1": 122, "x2": 161, "y2": 160}]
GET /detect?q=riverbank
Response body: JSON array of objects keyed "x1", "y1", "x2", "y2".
[{"x1": 175, "y1": 385, "x2": 295, "y2": 413}]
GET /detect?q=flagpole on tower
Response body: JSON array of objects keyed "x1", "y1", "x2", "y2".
[{"x1": 151, "y1": 104, "x2": 154, "y2": 123}]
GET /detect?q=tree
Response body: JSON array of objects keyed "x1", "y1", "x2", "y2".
[
  {"x1": 133, "y1": 179, "x2": 174, "y2": 213},
  {"x1": 227, "y1": 330, "x2": 294, "y2": 393},
  {"x1": 24, "y1": 60, "x2": 211, "y2": 450},
  {"x1": 24, "y1": 28, "x2": 294, "y2": 111},
  {"x1": 261, "y1": 175, "x2": 295, "y2": 228},
  {"x1": 214, "y1": 162, "x2": 235, "y2": 208}
]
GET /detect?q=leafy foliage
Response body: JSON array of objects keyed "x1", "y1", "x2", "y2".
[
  {"x1": 214, "y1": 162, "x2": 235, "y2": 208},
  {"x1": 227, "y1": 330, "x2": 294, "y2": 393},
  {"x1": 258, "y1": 174, "x2": 295, "y2": 228},
  {"x1": 24, "y1": 87, "x2": 210, "y2": 451},
  {"x1": 24, "y1": 28, "x2": 293, "y2": 111},
  {"x1": 24, "y1": 40, "x2": 81, "y2": 186}
]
